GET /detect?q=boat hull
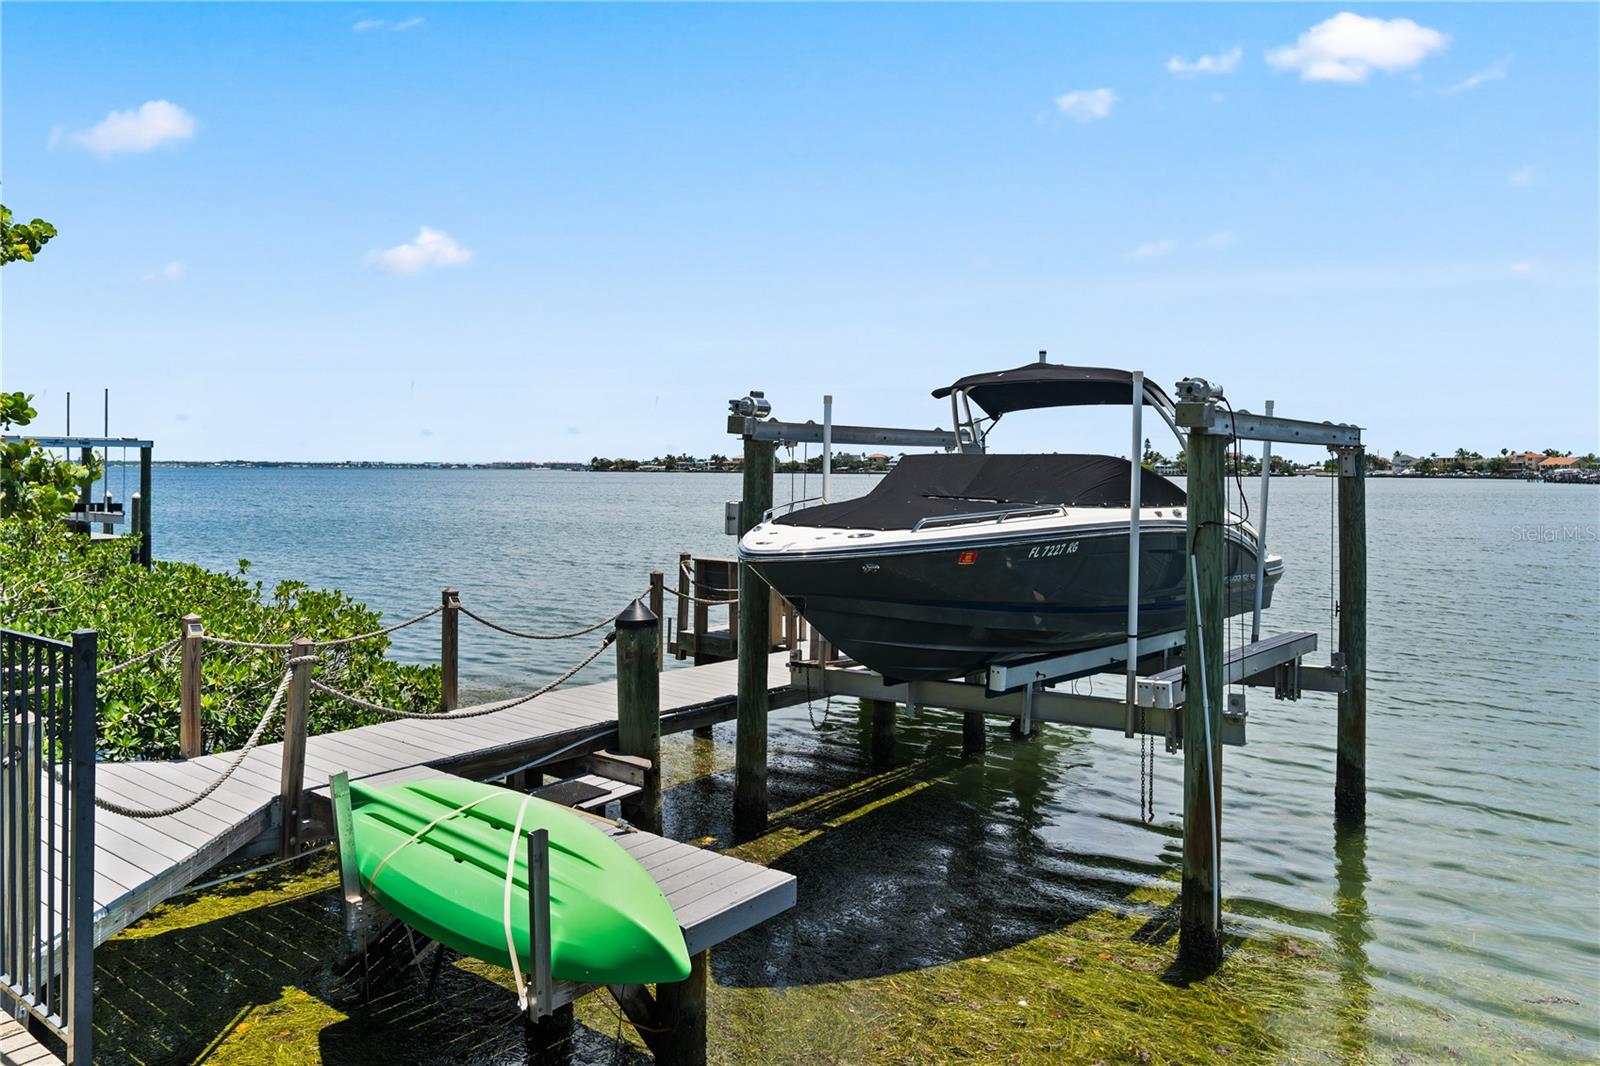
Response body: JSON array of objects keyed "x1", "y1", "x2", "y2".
[{"x1": 745, "y1": 523, "x2": 1279, "y2": 683}]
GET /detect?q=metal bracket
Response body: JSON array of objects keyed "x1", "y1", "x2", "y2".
[
  {"x1": 526, "y1": 827, "x2": 555, "y2": 1019},
  {"x1": 330, "y1": 772, "x2": 367, "y2": 937},
  {"x1": 1332, "y1": 446, "x2": 1361, "y2": 478}
]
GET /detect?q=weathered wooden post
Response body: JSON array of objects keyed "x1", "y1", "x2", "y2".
[
  {"x1": 735, "y1": 437, "x2": 775, "y2": 834},
  {"x1": 128, "y1": 492, "x2": 143, "y2": 565},
  {"x1": 962, "y1": 711, "x2": 986, "y2": 756},
  {"x1": 1179, "y1": 409, "x2": 1227, "y2": 969},
  {"x1": 654, "y1": 949, "x2": 710, "y2": 1066},
  {"x1": 279, "y1": 638, "x2": 314, "y2": 857},
  {"x1": 1335, "y1": 446, "x2": 1367, "y2": 824},
  {"x1": 615, "y1": 599, "x2": 662, "y2": 833},
  {"x1": 78, "y1": 446, "x2": 94, "y2": 519},
  {"x1": 179, "y1": 613, "x2": 205, "y2": 758},
  {"x1": 674, "y1": 551, "x2": 692, "y2": 661},
  {"x1": 866, "y1": 698, "x2": 896, "y2": 769},
  {"x1": 441, "y1": 587, "x2": 460, "y2": 711},
  {"x1": 138, "y1": 443, "x2": 153, "y2": 567},
  {"x1": 648, "y1": 570, "x2": 665, "y2": 670}
]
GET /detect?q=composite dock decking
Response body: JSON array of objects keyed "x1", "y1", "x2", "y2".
[
  {"x1": 0, "y1": 1016, "x2": 56, "y2": 1066},
  {"x1": 39, "y1": 651, "x2": 798, "y2": 952}
]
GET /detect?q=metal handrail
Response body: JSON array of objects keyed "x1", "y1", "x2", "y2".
[
  {"x1": 761, "y1": 495, "x2": 827, "y2": 523},
  {"x1": 910, "y1": 504, "x2": 1064, "y2": 532}
]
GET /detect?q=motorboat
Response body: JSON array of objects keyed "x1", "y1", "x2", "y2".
[{"x1": 738, "y1": 360, "x2": 1283, "y2": 684}]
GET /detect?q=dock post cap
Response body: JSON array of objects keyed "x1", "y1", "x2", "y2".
[{"x1": 615, "y1": 598, "x2": 659, "y2": 629}]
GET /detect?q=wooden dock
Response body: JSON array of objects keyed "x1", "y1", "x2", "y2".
[
  {"x1": 75, "y1": 650, "x2": 800, "y2": 949},
  {"x1": 1, "y1": 1016, "x2": 56, "y2": 1066}
]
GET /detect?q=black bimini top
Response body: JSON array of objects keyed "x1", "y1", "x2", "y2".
[
  {"x1": 933, "y1": 362, "x2": 1174, "y2": 421},
  {"x1": 775, "y1": 453, "x2": 1186, "y2": 532}
]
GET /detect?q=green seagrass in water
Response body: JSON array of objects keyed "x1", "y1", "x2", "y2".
[{"x1": 349, "y1": 778, "x2": 691, "y2": 985}]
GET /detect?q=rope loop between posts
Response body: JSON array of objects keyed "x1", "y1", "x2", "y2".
[
  {"x1": 670, "y1": 560, "x2": 739, "y2": 605},
  {"x1": 85, "y1": 666, "x2": 295, "y2": 820},
  {"x1": 97, "y1": 637, "x2": 182, "y2": 677},
  {"x1": 457, "y1": 601, "x2": 626, "y2": 642},
  {"x1": 200, "y1": 605, "x2": 443, "y2": 653},
  {"x1": 311, "y1": 605, "x2": 442, "y2": 649},
  {"x1": 308, "y1": 630, "x2": 616, "y2": 720}
]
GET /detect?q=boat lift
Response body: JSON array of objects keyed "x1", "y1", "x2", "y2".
[{"x1": 728, "y1": 365, "x2": 1368, "y2": 971}]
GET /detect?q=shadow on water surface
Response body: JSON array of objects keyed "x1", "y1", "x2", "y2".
[{"x1": 680, "y1": 703, "x2": 1187, "y2": 990}]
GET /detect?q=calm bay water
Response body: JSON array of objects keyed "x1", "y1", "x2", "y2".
[{"x1": 130, "y1": 467, "x2": 1599, "y2": 1060}]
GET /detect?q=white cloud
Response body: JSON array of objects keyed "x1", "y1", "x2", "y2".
[
  {"x1": 355, "y1": 17, "x2": 423, "y2": 32},
  {"x1": 1053, "y1": 88, "x2": 1117, "y2": 122},
  {"x1": 1508, "y1": 166, "x2": 1535, "y2": 187},
  {"x1": 1197, "y1": 230, "x2": 1238, "y2": 251},
  {"x1": 1167, "y1": 47, "x2": 1243, "y2": 77},
  {"x1": 1509, "y1": 261, "x2": 1533, "y2": 274},
  {"x1": 1441, "y1": 56, "x2": 1510, "y2": 95},
  {"x1": 61, "y1": 100, "x2": 196, "y2": 156},
  {"x1": 142, "y1": 261, "x2": 184, "y2": 283},
  {"x1": 369, "y1": 226, "x2": 473, "y2": 275},
  {"x1": 1267, "y1": 13, "x2": 1449, "y2": 84},
  {"x1": 1125, "y1": 238, "x2": 1177, "y2": 262}
]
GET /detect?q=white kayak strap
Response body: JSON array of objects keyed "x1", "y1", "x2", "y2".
[
  {"x1": 369, "y1": 793, "x2": 498, "y2": 889},
  {"x1": 503, "y1": 793, "x2": 537, "y2": 1012}
]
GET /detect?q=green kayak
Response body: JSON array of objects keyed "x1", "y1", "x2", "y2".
[{"x1": 349, "y1": 778, "x2": 691, "y2": 985}]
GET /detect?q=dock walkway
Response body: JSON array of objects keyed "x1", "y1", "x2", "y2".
[{"x1": 75, "y1": 651, "x2": 798, "y2": 948}]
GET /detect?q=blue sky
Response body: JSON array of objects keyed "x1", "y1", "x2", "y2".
[{"x1": 3, "y1": 3, "x2": 1596, "y2": 462}]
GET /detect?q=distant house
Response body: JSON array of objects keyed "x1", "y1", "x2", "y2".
[
  {"x1": 1539, "y1": 455, "x2": 1578, "y2": 472},
  {"x1": 1391, "y1": 452, "x2": 1418, "y2": 473},
  {"x1": 864, "y1": 452, "x2": 892, "y2": 471},
  {"x1": 1506, "y1": 451, "x2": 1545, "y2": 472}
]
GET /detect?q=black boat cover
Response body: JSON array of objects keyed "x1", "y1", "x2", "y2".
[
  {"x1": 932, "y1": 362, "x2": 1175, "y2": 420},
  {"x1": 775, "y1": 453, "x2": 1186, "y2": 531}
]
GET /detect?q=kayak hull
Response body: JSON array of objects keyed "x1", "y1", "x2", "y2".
[{"x1": 349, "y1": 778, "x2": 691, "y2": 986}]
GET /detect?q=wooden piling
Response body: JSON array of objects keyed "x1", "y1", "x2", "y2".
[
  {"x1": 735, "y1": 438, "x2": 775, "y2": 834},
  {"x1": 655, "y1": 949, "x2": 710, "y2": 1066},
  {"x1": 648, "y1": 570, "x2": 665, "y2": 670},
  {"x1": 674, "y1": 551, "x2": 691, "y2": 661},
  {"x1": 962, "y1": 711, "x2": 986, "y2": 756},
  {"x1": 1335, "y1": 447, "x2": 1367, "y2": 824},
  {"x1": 440, "y1": 587, "x2": 460, "y2": 711},
  {"x1": 615, "y1": 600, "x2": 662, "y2": 833},
  {"x1": 278, "y1": 638, "x2": 314, "y2": 857},
  {"x1": 1180, "y1": 424, "x2": 1227, "y2": 969},
  {"x1": 138, "y1": 444, "x2": 152, "y2": 567},
  {"x1": 129, "y1": 492, "x2": 142, "y2": 565},
  {"x1": 179, "y1": 614, "x2": 204, "y2": 758},
  {"x1": 867, "y1": 698, "x2": 896, "y2": 769},
  {"x1": 78, "y1": 447, "x2": 93, "y2": 517}
]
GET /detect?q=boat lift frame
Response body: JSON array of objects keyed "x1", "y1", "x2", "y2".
[{"x1": 731, "y1": 366, "x2": 1368, "y2": 972}]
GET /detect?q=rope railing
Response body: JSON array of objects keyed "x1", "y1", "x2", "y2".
[
  {"x1": 672, "y1": 561, "x2": 739, "y2": 605},
  {"x1": 457, "y1": 601, "x2": 630, "y2": 641},
  {"x1": 199, "y1": 605, "x2": 443, "y2": 652},
  {"x1": 662, "y1": 584, "x2": 740, "y2": 606},
  {"x1": 81, "y1": 662, "x2": 302, "y2": 820},
  {"x1": 310, "y1": 630, "x2": 616, "y2": 720},
  {"x1": 97, "y1": 637, "x2": 182, "y2": 677}
]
